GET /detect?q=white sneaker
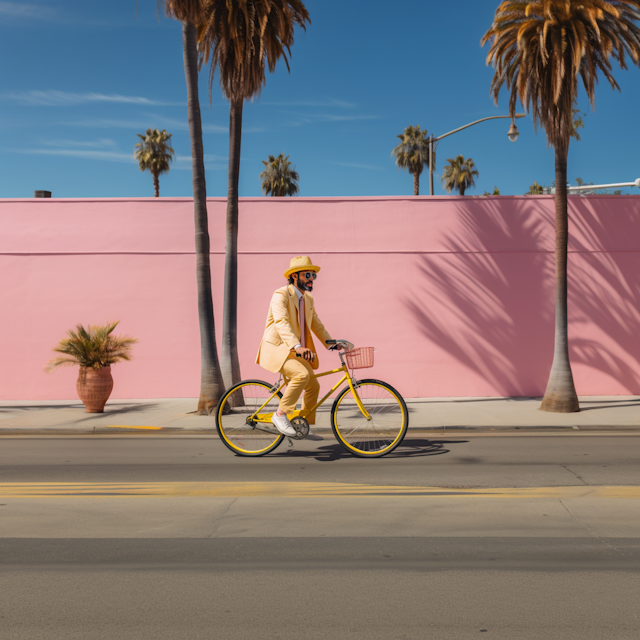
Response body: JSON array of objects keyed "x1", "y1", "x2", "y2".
[
  {"x1": 272, "y1": 412, "x2": 297, "y2": 437},
  {"x1": 306, "y1": 428, "x2": 323, "y2": 441}
]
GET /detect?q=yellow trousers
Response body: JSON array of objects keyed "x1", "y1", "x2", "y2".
[{"x1": 279, "y1": 352, "x2": 320, "y2": 425}]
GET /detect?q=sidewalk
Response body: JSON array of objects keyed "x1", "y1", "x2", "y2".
[{"x1": 0, "y1": 396, "x2": 638, "y2": 435}]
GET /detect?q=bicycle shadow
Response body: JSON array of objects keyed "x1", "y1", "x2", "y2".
[{"x1": 271, "y1": 438, "x2": 466, "y2": 461}]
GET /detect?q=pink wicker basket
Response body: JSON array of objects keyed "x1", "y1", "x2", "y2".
[{"x1": 345, "y1": 347, "x2": 375, "y2": 369}]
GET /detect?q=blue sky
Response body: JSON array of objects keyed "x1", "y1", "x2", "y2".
[{"x1": 1, "y1": 0, "x2": 639, "y2": 198}]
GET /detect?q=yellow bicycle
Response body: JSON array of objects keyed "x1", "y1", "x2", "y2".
[{"x1": 215, "y1": 340, "x2": 408, "y2": 458}]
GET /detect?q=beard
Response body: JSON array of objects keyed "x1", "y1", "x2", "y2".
[{"x1": 298, "y1": 279, "x2": 313, "y2": 292}]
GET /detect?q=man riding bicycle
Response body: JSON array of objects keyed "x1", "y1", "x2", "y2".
[{"x1": 255, "y1": 256, "x2": 341, "y2": 440}]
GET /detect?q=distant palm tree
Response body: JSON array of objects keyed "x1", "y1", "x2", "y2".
[
  {"x1": 571, "y1": 104, "x2": 585, "y2": 141},
  {"x1": 483, "y1": 0, "x2": 640, "y2": 413},
  {"x1": 260, "y1": 153, "x2": 300, "y2": 196},
  {"x1": 198, "y1": 0, "x2": 310, "y2": 390},
  {"x1": 441, "y1": 155, "x2": 479, "y2": 196},
  {"x1": 526, "y1": 180, "x2": 545, "y2": 195},
  {"x1": 134, "y1": 129, "x2": 174, "y2": 197},
  {"x1": 483, "y1": 186, "x2": 501, "y2": 196},
  {"x1": 391, "y1": 125, "x2": 431, "y2": 195},
  {"x1": 162, "y1": 0, "x2": 226, "y2": 415}
]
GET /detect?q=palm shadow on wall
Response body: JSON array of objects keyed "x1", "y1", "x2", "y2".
[
  {"x1": 405, "y1": 199, "x2": 552, "y2": 396},
  {"x1": 405, "y1": 197, "x2": 640, "y2": 396},
  {"x1": 568, "y1": 198, "x2": 640, "y2": 394}
]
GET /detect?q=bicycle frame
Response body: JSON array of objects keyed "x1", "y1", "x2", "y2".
[{"x1": 247, "y1": 353, "x2": 371, "y2": 426}]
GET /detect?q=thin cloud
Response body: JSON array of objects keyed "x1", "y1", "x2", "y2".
[
  {"x1": 0, "y1": 2, "x2": 56, "y2": 20},
  {"x1": 326, "y1": 161, "x2": 385, "y2": 172},
  {"x1": 176, "y1": 154, "x2": 227, "y2": 163},
  {"x1": 60, "y1": 118, "x2": 164, "y2": 130},
  {"x1": 3, "y1": 90, "x2": 184, "y2": 107},
  {"x1": 285, "y1": 112, "x2": 381, "y2": 127},
  {"x1": 174, "y1": 154, "x2": 227, "y2": 171},
  {"x1": 11, "y1": 146, "x2": 227, "y2": 169},
  {"x1": 259, "y1": 98, "x2": 356, "y2": 108},
  {"x1": 157, "y1": 115, "x2": 232, "y2": 134},
  {"x1": 310, "y1": 113, "x2": 380, "y2": 122},
  {"x1": 0, "y1": 2, "x2": 107, "y2": 25},
  {"x1": 40, "y1": 138, "x2": 120, "y2": 150},
  {"x1": 61, "y1": 116, "x2": 264, "y2": 134},
  {"x1": 14, "y1": 148, "x2": 135, "y2": 163}
]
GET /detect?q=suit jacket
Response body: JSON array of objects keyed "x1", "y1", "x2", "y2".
[{"x1": 256, "y1": 284, "x2": 332, "y2": 373}]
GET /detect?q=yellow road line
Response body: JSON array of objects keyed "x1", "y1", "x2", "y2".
[
  {"x1": 0, "y1": 482, "x2": 639, "y2": 499},
  {"x1": 107, "y1": 425, "x2": 163, "y2": 430}
]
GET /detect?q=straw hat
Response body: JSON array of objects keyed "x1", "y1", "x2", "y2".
[{"x1": 284, "y1": 256, "x2": 321, "y2": 279}]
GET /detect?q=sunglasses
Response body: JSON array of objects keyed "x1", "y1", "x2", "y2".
[{"x1": 297, "y1": 271, "x2": 317, "y2": 280}]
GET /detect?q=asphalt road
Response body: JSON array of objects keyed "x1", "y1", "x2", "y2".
[{"x1": 2, "y1": 434, "x2": 640, "y2": 639}]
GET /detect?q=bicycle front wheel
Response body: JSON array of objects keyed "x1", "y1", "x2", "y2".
[
  {"x1": 331, "y1": 379, "x2": 408, "y2": 458},
  {"x1": 216, "y1": 380, "x2": 284, "y2": 456}
]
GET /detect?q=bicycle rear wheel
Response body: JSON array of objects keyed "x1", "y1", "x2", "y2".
[
  {"x1": 331, "y1": 379, "x2": 408, "y2": 458},
  {"x1": 216, "y1": 380, "x2": 284, "y2": 456}
]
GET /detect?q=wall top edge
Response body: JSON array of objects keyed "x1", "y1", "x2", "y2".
[{"x1": 4, "y1": 195, "x2": 639, "y2": 204}]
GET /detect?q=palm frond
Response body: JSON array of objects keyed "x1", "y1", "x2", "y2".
[
  {"x1": 134, "y1": 128, "x2": 175, "y2": 175},
  {"x1": 198, "y1": 0, "x2": 311, "y2": 104},
  {"x1": 441, "y1": 155, "x2": 479, "y2": 195},
  {"x1": 45, "y1": 322, "x2": 138, "y2": 372},
  {"x1": 391, "y1": 125, "x2": 432, "y2": 178},
  {"x1": 259, "y1": 152, "x2": 300, "y2": 196},
  {"x1": 482, "y1": 0, "x2": 640, "y2": 149}
]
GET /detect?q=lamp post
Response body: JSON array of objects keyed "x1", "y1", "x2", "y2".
[
  {"x1": 549, "y1": 178, "x2": 640, "y2": 194},
  {"x1": 428, "y1": 114, "x2": 526, "y2": 195}
]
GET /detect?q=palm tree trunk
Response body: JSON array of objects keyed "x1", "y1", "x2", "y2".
[
  {"x1": 221, "y1": 98, "x2": 243, "y2": 390},
  {"x1": 182, "y1": 21, "x2": 226, "y2": 415},
  {"x1": 540, "y1": 144, "x2": 579, "y2": 413},
  {"x1": 413, "y1": 172, "x2": 419, "y2": 196},
  {"x1": 153, "y1": 172, "x2": 160, "y2": 198},
  {"x1": 459, "y1": 185, "x2": 466, "y2": 196}
]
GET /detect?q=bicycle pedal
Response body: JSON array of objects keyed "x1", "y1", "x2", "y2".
[{"x1": 291, "y1": 416, "x2": 310, "y2": 440}]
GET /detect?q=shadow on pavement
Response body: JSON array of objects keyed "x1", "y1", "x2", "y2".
[
  {"x1": 578, "y1": 399, "x2": 640, "y2": 411},
  {"x1": 411, "y1": 397, "x2": 540, "y2": 404},
  {"x1": 0, "y1": 403, "x2": 163, "y2": 414},
  {"x1": 0, "y1": 404, "x2": 85, "y2": 412},
  {"x1": 270, "y1": 438, "x2": 466, "y2": 462}
]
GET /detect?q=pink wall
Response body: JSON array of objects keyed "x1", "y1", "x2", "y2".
[{"x1": 1, "y1": 196, "x2": 639, "y2": 400}]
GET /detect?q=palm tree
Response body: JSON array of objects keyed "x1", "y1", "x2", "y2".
[
  {"x1": 526, "y1": 180, "x2": 545, "y2": 195},
  {"x1": 441, "y1": 155, "x2": 479, "y2": 196},
  {"x1": 483, "y1": 186, "x2": 501, "y2": 196},
  {"x1": 260, "y1": 153, "x2": 300, "y2": 196},
  {"x1": 162, "y1": 0, "x2": 226, "y2": 415},
  {"x1": 571, "y1": 104, "x2": 585, "y2": 141},
  {"x1": 198, "y1": 0, "x2": 310, "y2": 390},
  {"x1": 482, "y1": 0, "x2": 640, "y2": 413},
  {"x1": 134, "y1": 129, "x2": 174, "y2": 197},
  {"x1": 391, "y1": 125, "x2": 431, "y2": 195}
]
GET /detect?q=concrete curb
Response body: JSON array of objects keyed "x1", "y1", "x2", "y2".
[
  {"x1": 2, "y1": 425, "x2": 640, "y2": 437},
  {"x1": 1, "y1": 397, "x2": 638, "y2": 436}
]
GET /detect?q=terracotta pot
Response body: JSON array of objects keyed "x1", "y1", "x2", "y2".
[{"x1": 76, "y1": 366, "x2": 114, "y2": 413}]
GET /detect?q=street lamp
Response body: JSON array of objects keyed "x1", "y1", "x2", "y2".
[
  {"x1": 549, "y1": 178, "x2": 640, "y2": 194},
  {"x1": 428, "y1": 114, "x2": 526, "y2": 195},
  {"x1": 507, "y1": 121, "x2": 520, "y2": 142}
]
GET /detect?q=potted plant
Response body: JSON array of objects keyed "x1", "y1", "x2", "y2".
[{"x1": 45, "y1": 321, "x2": 137, "y2": 413}]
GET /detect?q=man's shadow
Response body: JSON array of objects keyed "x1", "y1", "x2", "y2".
[{"x1": 271, "y1": 438, "x2": 466, "y2": 461}]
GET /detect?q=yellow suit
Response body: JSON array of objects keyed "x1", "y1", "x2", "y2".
[
  {"x1": 256, "y1": 284, "x2": 333, "y2": 424},
  {"x1": 256, "y1": 284, "x2": 332, "y2": 373}
]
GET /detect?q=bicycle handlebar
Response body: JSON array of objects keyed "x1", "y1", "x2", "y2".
[
  {"x1": 295, "y1": 339, "x2": 353, "y2": 358},
  {"x1": 326, "y1": 339, "x2": 355, "y2": 350}
]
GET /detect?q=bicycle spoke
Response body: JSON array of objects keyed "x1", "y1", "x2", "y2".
[
  {"x1": 217, "y1": 382, "x2": 283, "y2": 455},
  {"x1": 332, "y1": 381, "x2": 407, "y2": 456}
]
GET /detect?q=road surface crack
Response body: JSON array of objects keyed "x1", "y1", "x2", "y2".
[
  {"x1": 208, "y1": 497, "x2": 238, "y2": 538},
  {"x1": 561, "y1": 464, "x2": 588, "y2": 485},
  {"x1": 558, "y1": 498, "x2": 621, "y2": 554}
]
